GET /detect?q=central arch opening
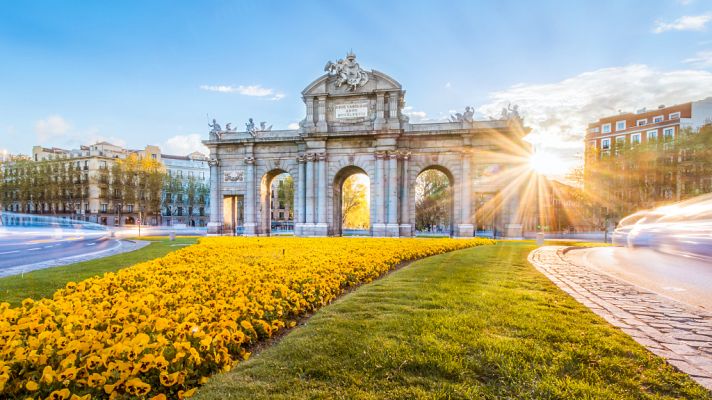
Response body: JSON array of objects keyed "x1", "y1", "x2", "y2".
[
  {"x1": 415, "y1": 167, "x2": 454, "y2": 237},
  {"x1": 333, "y1": 166, "x2": 370, "y2": 236},
  {"x1": 260, "y1": 170, "x2": 294, "y2": 235}
]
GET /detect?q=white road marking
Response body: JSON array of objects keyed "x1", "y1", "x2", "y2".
[
  {"x1": 87, "y1": 243, "x2": 96, "y2": 246},
  {"x1": 28, "y1": 248, "x2": 41, "y2": 251},
  {"x1": 0, "y1": 250, "x2": 20, "y2": 255}
]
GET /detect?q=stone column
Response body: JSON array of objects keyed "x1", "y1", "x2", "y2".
[
  {"x1": 372, "y1": 151, "x2": 386, "y2": 236},
  {"x1": 244, "y1": 157, "x2": 256, "y2": 236},
  {"x1": 316, "y1": 96, "x2": 327, "y2": 132},
  {"x1": 399, "y1": 152, "x2": 412, "y2": 237},
  {"x1": 387, "y1": 92, "x2": 399, "y2": 125},
  {"x1": 315, "y1": 153, "x2": 328, "y2": 236},
  {"x1": 305, "y1": 153, "x2": 315, "y2": 229},
  {"x1": 374, "y1": 92, "x2": 385, "y2": 129},
  {"x1": 295, "y1": 155, "x2": 306, "y2": 235},
  {"x1": 386, "y1": 152, "x2": 400, "y2": 237},
  {"x1": 457, "y1": 152, "x2": 474, "y2": 237},
  {"x1": 305, "y1": 97, "x2": 315, "y2": 129},
  {"x1": 504, "y1": 189, "x2": 523, "y2": 239},
  {"x1": 207, "y1": 158, "x2": 221, "y2": 234}
]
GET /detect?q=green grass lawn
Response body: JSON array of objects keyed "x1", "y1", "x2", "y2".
[
  {"x1": 0, "y1": 237, "x2": 198, "y2": 306},
  {"x1": 195, "y1": 242, "x2": 709, "y2": 400}
]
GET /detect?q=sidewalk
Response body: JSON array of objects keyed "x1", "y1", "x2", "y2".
[{"x1": 529, "y1": 246, "x2": 712, "y2": 391}]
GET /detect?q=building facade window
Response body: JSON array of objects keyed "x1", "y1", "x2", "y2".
[
  {"x1": 653, "y1": 115, "x2": 663, "y2": 123},
  {"x1": 631, "y1": 133, "x2": 641, "y2": 145},
  {"x1": 602, "y1": 123, "x2": 611, "y2": 133},
  {"x1": 669, "y1": 112, "x2": 680, "y2": 119},
  {"x1": 647, "y1": 130, "x2": 658, "y2": 141},
  {"x1": 100, "y1": 203, "x2": 108, "y2": 213},
  {"x1": 127, "y1": 205, "x2": 134, "y2": 213},
  {"x1": 663, "y1": 127, "x2": 675, "y2": 141},
  {"x1": 616, "y1": 120, "x2": 626, "y2": 131},
  {"x1": 636, "y1": 119, "x2": 647, "y2": 126},
  {"x1": 601, "y1": 138, "x2": 611, "y2": 150}
]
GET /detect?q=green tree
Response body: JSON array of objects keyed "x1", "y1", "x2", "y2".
[
  {"x1": 415, "y1": 170, "x2": 451, "y2": 232},
  {"x1": 341, "y1": 174, "x2": 369, "y2": 229}
]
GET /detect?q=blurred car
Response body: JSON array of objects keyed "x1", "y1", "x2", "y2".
[
  {"x1": 625, "y1": 210, "x2": 667, "y2": 248},
  {"x1": 612, "y1": 211, "x2": 650, "y2": 246},
  {"x1": 615, "y1": 193, "x2": 712, "y2": 260},
  {"x1": 649, "y1": 195, "x2": 712, "y2": 259}
]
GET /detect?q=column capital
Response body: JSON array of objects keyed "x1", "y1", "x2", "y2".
[
  {"x1": 244, "y1": 156, "x2": 256, "y2": 165},
  {"x1": 208, "y1": 158, "x2": 220, "y2": 167},
  {"x1": 375, "y1": 151, "x2": 387, "y2": 159},
  {"x1": 316, "y1": 152, "x2": 327, "y2": 161},
  {"x1": 399, "y1": 151, "x2": 411, "y2": 160},
  {"x1": 296, "y1": 155, "x2": 306, "y2": 163},
  {"x1": 388, "y1": 152, "x2": 398, "y2": 160},
  {"x1": 306, "y1": 153, "x2": 316, "y2": 162}
]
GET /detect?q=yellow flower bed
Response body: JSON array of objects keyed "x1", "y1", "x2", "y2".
[{"x1": 0, "y1": 237, "x2": 493, "y2": 399}]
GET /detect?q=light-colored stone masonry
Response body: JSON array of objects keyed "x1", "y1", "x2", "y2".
[{"x1": 204, "y1": 52, "x2": 531, "y2": 238}]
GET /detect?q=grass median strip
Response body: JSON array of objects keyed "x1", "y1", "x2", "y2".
[
  {"x1": 0, "y1": 237, "x2": 198, "y2": 306},
  {"x1": 195, "y1": 242, "x2": 710, "y2": 400}
]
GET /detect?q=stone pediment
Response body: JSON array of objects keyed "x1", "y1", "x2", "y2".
[
  {"x1": 301, "y1": 52, "x2": 406, "y2": 133},
  {"x1": 301, "y1": 69, "x2": 402, "y2": 97}
]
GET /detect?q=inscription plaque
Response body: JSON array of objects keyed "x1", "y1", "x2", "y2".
[{"x1": 334, "y1": 101, "x2": 369, "y2": 119}]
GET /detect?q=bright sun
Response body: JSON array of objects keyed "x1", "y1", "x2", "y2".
[{"x1": 529, "y1": 152, "x2": 564, "y2": 176}]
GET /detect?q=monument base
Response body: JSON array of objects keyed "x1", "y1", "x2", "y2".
[
  {"x1": 243, "y1": 223, "x2": 257, "y2": 236},
  {"x1": 207, "y1": 222, "x2": 221, "y2": 235},
  {"x1": 297, "y1": 223, "x2": 328, "y2": 236},
  {"x1": 372, "y1": 223, "x2": 387, "y2": 237},
  {"x1": 386, "y1": 223, "x2": 400, "y2": 237},
  {"x1": 504, "y1": 223, "x2": 523, "y2": 239},
  {"x1": 399, "y1": 223, "x2": 412, "y2": 237},
  {"x1": 455, "y1": 224, "x2": 474, "y2": 238}
]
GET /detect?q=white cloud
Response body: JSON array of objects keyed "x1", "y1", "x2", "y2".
[
  {"x1": 287, "y1": 122, "x2": 300, "y2": 129},
  {"x1": 684, "y1": 50, "x2": 712, "y2": 68},
  {"x1": 402, "y1": 106, "x2": 429, "y2": 122},
  {"x1": 654, "y1": 14, "x2": 711, "y2": 33},
  {"x1": 200, "y1": 84, "x2": 285, "y2": 100},
  {"x1": 445, "y1": 82, "x2": 452, "y2": 88},
  {"x1": 478, "y1": 64, "x2": 712, "y2": 176},
  {"x1": 162, "y1": 134, "x2": 209, "y2": 156},
  {"x1": 34, "y1": 115, "x2": 71, "y2": 143}
]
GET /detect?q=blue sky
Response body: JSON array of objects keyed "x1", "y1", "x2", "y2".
[{"x1": 1, "y1": 0, "x2": 711, "y2": 175}]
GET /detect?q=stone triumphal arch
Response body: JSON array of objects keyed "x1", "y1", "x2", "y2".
[{"x1": 205, "y1": 52, "x2": 530, "y2": 238}]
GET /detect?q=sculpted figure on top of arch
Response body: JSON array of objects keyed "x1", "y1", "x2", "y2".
[
  {"x1": 324, "y1": 51, "x2": 369, "y2": 91},
  {"x1": 450, "y1": 106, "x2": 475, "y2": 124}
]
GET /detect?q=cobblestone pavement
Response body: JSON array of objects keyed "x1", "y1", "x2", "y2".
[
  {"x1": 529, "y1": 246, "x2": 712, "y2": 391},
  {"x1": 0, "y1": 240, "x2": 150, "y2": 278}
]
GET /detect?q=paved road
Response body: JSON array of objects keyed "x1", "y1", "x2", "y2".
[
  {"x1": 0, "y1": 233, "x2": 120, "y2": 272},
  {"x1": 531, "y1": 247, "x2": 712, "y2": 390},
  {"x1": 566, "y1": 246, "x2": 712, "y2": 311}
]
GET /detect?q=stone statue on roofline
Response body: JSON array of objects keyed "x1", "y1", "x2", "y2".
[
  {"x1": 500, "y1": 104, "x2": 521, "y2": 120},
  {"x1": 324, "y1": 51, "x2": 369, "y2": 91},
  {"x1": 245, "y1": 118, "x2": 256, "y2": 136},
  {"x1": 450, "y1": 106, "x2": 475, "y2": 123},
  {"x1": 208, "y1": 118, "x2": 223, "y2": 140}
]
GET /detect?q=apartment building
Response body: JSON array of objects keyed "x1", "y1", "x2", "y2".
[
  {"x1": 584, "y1": 97, "x2": 712, "y2": 225},
  {"x1": 161, "y1": 151, "x2": 210, "y2": 227},
  {"x1": 1, "y1": 142, "x2": 211, "y2": 227}
]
